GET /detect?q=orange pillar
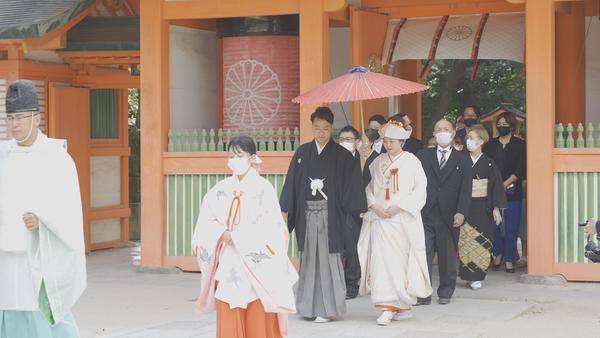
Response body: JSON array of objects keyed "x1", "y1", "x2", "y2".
[
  {"x1": 299, "y1": 0, "x2": 329, "y2": 143},
  {"x1": 555, "y1": 2, "x2": 585, "y2": 125},
  {"x1": 526, "y1": 0, "x2": 555, "y2": 276},
  {"x1": 395, "y1": 60, "x2": 422, "y2": 139},
  {"x1": 349, "y1": 7, "x2": 388, "y2": 130},
  {"x1": 140, "y1": 0, "x2": 170, "y2": 267}
]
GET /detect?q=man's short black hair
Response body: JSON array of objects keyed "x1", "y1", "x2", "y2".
[
  {"x1": 310, "y1": 106, "x2": 334, "y2": 125},
  {"x1": 339, "y1": 126, "x2": 360, "y2": 140},
  {"x1": 368, "y1": 114, "x2": 387, "y2": 125}
]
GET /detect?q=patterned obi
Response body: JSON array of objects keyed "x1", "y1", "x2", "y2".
[{"x1": 472, "y1": 178, "x2": 488, "y2": 198}]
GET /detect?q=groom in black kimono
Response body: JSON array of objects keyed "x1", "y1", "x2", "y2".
[
  {"x1": 280, "y1": 107, "x2": 367, "y2": 322},
  {"x1": 417, "y1": 118, "x2": 472, "y2": 305}
]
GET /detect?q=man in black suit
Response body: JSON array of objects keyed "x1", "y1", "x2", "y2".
[
  {"x1": 416, "y1": 119, "x2": 472, "y2": 305},
  {"x1": 338, "y1": 126, "x2": 364, "y2": 299},
  {"x1": 388, "y1": 113, "x2": 423, "y2": 155}
]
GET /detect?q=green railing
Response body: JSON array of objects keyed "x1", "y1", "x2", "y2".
[
  {"x1": 166, "y1": 174, "x2": 299, "y2": 258},
  {"x1": 555, "y1": 122, "x2": 600, "y2": 148},
  {"x1": 167, "y1": 127, "x2": 300, "y2": 152},
  {"x1": 554, "y1": 122, "x2": 599, "y2": 263}
]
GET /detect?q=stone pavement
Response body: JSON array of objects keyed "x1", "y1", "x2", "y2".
[{"x1": 74, "y1": 247, "x2": 600, "y2": 338}]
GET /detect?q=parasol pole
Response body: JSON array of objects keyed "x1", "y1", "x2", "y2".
[
  {"x1": 359, "y1": 100, "x2": 368, "y2": 144},
  {"x1": 359, "y1": 100, "x2": 365, "y2": 133}
]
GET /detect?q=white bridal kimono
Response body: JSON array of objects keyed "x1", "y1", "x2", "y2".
[
  {"x1": 0, "y1": 131, "x2": 86, "y2": 324},
  {"x1": 192, "y1": 168, "x2": 298, "y2": 331},
  {"x1": 358, "y1": 152, "x2": 432, "y2": 309}
]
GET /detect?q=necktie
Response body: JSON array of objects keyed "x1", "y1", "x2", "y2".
[{"x1": 439, "y1": 150, "x2": 447, "y2": 170}]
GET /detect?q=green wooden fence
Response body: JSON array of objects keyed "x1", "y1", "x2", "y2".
[
  {"x1": 166, "y1": 174, "x2": 299, "y2": 258},
  {"x1": 555, "y1": 122, "x2": 600, "y2": 148},
  {"x1": 168, "y1": 127, "x2": 300, "y2": 152},
  {"x1": 554, "y1": 122, "x2": 599, "y2": 263},
  {"x1": 167, "y1": 127, "x2": 345, "y2": 152}
]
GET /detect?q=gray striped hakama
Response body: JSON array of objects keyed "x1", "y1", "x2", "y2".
[{"x1": 296, "y1": 200, "x2": 347, "y2": 318}]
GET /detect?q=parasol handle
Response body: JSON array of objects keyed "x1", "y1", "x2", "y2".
[{"x1": 359, "y1": 101, "x2": 368, "y2": 143}]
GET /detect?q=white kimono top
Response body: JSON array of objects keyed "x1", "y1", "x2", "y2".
[
  {"x1": 192, "y1": 168, "x2": 297, "y2": 313},
  {"x1": 0, "y1": 131, "x2": 86, "y2": 323},
  {"x1": 359, "y1": 151, "x2": 432, "y2": 302}
]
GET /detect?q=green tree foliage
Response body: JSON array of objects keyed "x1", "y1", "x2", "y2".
[
  {"x1": 421, "y1": 59, "x2": 525, "y2": 136},
  {"x1": 128, "y1": 88, "x2": 140, "y2": 128}
]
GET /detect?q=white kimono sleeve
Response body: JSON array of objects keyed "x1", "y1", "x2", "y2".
[
  {"x1": 395, "y1": 161, "x2": 428, "y2": 217},
  {"x1": 27, "y1": 149, "x2": 86, "y2": 323},
  {"x1": 192, "y1": 190, "x2": 227, "y2": 271}
]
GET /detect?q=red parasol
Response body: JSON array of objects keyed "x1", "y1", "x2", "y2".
[{"x1": 292, "y1": 66, "x2": 427, "y2": 132}]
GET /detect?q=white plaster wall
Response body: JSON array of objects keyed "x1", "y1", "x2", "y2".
[
  {"x1": 328, "y1": 27, "x2": 352, "y2": 130},
  {"x1": 169, "y1": 25, "x2": 218, "y2": 132},
  {"x1": 91, "y1": 219, "x2": 121, "y2": 243},
  {"x1": 586, "y1": 17, "x2": 600, "y2": 125},
  {"x1": 90, "y1": 156, "x2": 121, "y2": 208}
]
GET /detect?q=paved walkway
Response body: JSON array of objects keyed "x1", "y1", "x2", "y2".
[{"x1": 74, "y1": 247, "x2": 600, "y2": 338}]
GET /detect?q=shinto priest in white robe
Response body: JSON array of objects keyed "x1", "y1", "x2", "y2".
[
  {"x1": 192, "y1": 168, "x2": 298, "y2": 335},
  {"x1": 0, "y1": 131, "x2": 86, "y2": 326},
  {"x1": 358, "y1": 135, "x2": 432, "y2": 309}
]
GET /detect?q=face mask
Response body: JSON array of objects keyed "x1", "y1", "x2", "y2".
[
  {"x1": 466, "y1": 139, "x2": 480, "y2": 152},
  {"x1": 463, "y1": 118, "x2": 478, "y2": 127},
  {"x1": 435, "y1": 132, "x2": 453, "y2": 147},
  {"x1": 227, "y1": 157, "x2": 251, "y2": 176},
  {"x1": 456, "y1": 128, "x2": 467, "y2": 139},
  {"x1": 497, "y1": 126, "x2": 511, "y2": 136},
  {"x1": 340, "y1": 141, "x2": 355, "y2": 153}
]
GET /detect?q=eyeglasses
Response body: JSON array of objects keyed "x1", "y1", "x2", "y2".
[{"x1": 6, "y1": 112, "x2": 38, "y2": 123}]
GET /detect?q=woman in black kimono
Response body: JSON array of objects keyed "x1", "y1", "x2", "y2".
[{"x1": 459, "y1": 125, "x2": 507, "y2": 290}]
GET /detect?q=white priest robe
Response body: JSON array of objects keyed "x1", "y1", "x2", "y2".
[
  {"x1": 192, "y1": 168, "x2": 298, "y2": 331},
  {"x1": 358, "y1": 152, "x2": 432, "y2": 309},
  {"x1": 0, "y1": 131, "x2": 86, "y2": 323}
]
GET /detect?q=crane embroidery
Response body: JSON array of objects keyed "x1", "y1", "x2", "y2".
[{"x1": 246, "y1": 250, "x2": 271, "y2": 264}]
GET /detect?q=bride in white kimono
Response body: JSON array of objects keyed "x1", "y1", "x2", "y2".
[
  {"x1": 358, "y1": 120, "x2": 432, "y2": 326},
  {"x1": 192, "y1": 135, "x2": 298, "y2": 338}
]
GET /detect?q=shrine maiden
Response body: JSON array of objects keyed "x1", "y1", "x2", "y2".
[
  {"x1": 358, "y1": 120, "x2": 432, "y2": 326},
  {"x1": 0, "y1": 80, "x2": 86, "y2": 338},
  {"x1": 192, "y1": 135, "x2": 298, "y2": 338}
]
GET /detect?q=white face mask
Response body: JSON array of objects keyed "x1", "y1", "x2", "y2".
[
  {"x1": 435, "y1": 132, "x2": 453, "y2": 147},
  {"x1": 466, "y1": 139, "x2": 480, "y2": 152},
  {"x1": 227, "y1": 156, "x2": 251, "y2": 176},
  {"x1": 340, "y1": 141, "x2": 355, "y2": 153}
]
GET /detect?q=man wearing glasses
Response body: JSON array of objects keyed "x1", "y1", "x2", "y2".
[{"x1": 0, "y1": 80, "x2": 86, "y2": 337}]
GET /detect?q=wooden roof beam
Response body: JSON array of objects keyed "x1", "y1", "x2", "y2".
[
  {"x1": 379, "y1": 1, "x2": 524, "y2": 19},
  {"x1": 163, "y1": 0, "x2": 346, "y2": 20}
]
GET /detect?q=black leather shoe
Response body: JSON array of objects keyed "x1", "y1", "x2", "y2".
[
  {"x1": 438, "y1": 298, "x2": 451, "y2": 305},
  {"x1": 493, "y1": 263, "x2": 501, "y2": 271},
  {"x1": 415, "y1": 297, "x2": 431, "y2": 306}
]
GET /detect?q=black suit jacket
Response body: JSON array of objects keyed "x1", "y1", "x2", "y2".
[
  {"x1": 403, "y1": 137, "x2": 423, "y2": 155},
  {"x1": 417, "y1": 147, "x2": 472, "y2": 226}
]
